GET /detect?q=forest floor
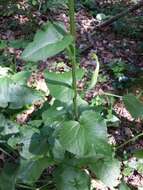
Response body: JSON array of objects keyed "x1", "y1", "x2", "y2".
[{"x1": 0, "y1": 2, "x2": 143, "y2": 189}]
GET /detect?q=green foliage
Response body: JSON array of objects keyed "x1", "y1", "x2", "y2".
[
  {"x1": 0, "y1": 163, "x2": 19, "y2": 190},
  {"x1": 113, "y1": 16, "x2": 143, "y2": 39},
  {"x1": 80, "y1": 0, "x2": 97, "y2": 10},
  {"x1": 1, "y1": 1, "x2": 142, "y2": 189},
  {"x1": 90, "y1": 158, "x2": 121, "y2": 188},
  {"x1": 133, "y1": 149, "x2": 143, "y2": 159},
  {"x1": 28, "y1": 0, "x2": 68, "y2": 12},
  {"x1": 0, "y1": 73, "x2": 43, "y2": 109},
  {"x1": 0, "y1": 0, "x2": 18, "y2": 16},
  {"x1": 54, "y1": 166, "x2": 90, "y2": 190},
  {"x1": 22, "y1": 22, "x2": 73, "y2": 62},
  {"x1": 123, "y1": 158, "x2": 143, "y2": 178},
  {"x1": 0, "y1": 114, "x2": 19, "y2": 136},
  {"x1": 119, "y1": 181, "x2": 131, "y2": 190},
  {"x1": 60, "y1": 110, "x2": 112, "y2": 158},
  {"x1": 108, "y1": 58, "x2": 127, "y2": 79},
  {"x1": 18, "y1": 157, "x2": 53, "y2": 185},
  {"x1": 44, "y1": 69, "x2": 84, "y2": 104}
]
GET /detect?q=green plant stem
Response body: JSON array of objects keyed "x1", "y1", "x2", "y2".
[
  {"x1": 116, "y1": 132, "x2": 143, "y2": 150},
  {"x1": 68, "y1": 0, "x2": 78, "y2": 120},
  {"x1": 16, "y1": 184, "x2": 36, "y2": 189},
  {"x1": 102, "y1": 92, "x2": 122, "y2": 99}
]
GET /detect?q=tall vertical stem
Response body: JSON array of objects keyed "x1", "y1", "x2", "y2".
[{"x1": 68, "y1": 0, "x2": 78, "y2": 120}]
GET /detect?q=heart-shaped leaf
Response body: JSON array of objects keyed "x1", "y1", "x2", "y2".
[{"x1": 59, "y1": 111, "x2": 112, "y2": 158}]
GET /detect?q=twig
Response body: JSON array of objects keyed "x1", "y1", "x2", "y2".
[
  {"x1": 94, "y1": 1, "x2": 143, "y2": 31},
  {"x1": 116, "y1": 132, "x2": 143, "y2": 150}
]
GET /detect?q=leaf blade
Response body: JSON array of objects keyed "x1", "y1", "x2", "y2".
[{"x1": 22, "y1": 22, "x2": 73, "y2": 62}]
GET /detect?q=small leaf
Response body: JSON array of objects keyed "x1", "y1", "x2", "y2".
[
  {"x1": 123, "y1": 94, "x2": 143, "y2": 118},
  {"x1": 90, "y1": 158, "x2": 121, "y2": 188},
  {"x1": 54, "y1": 165, "x2": 90, "y2": 190},
  {"x1": 22, "y1": 22, "x2": 73, "y2": 62}
]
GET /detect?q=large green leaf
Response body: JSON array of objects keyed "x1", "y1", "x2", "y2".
[
  {"x1": 54, "y1": 166, "x2": 90, "y2": 190},
  {"x1": 59, "y1": 111, "x2": 112, "y2": 158},
  {"x1": 18, "y1": 157, "x2": 53, "y2": 185},
  {"x1": 0, "y1": 163, "x2": 19, "y2": 190},
  {"x1": 89, "y1": 158, "x2": 121, "y2": 188},
  {"x1": 44, "y1": 69, "x2": 85, "y2": 88},
  {"x1": 0, "y1": 77, "x2": 43, "y2": 109},
  {"x1": 22, "y1": 22, "x2": 73, "y2": 62},
  {"x1": 123, "y1": 94, "x2": 143, "y2": 118}
]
